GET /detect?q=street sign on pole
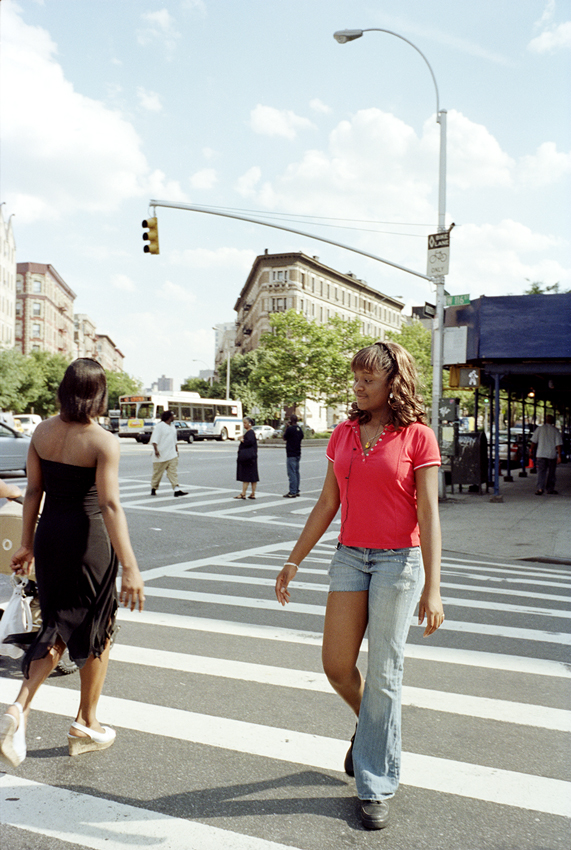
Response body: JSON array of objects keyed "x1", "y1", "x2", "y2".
[
  {"x1": 445, "y1": 294, "x2": 470, "y2": 306},
  {"x1": 427, "y1": 231, "x2": 450, "y2": 276}
]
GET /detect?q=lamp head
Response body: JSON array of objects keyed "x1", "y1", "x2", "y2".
[{"x1": 333, "y1": 29, "x2": 364, "y2": 44}]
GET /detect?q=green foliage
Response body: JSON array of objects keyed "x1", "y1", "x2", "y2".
[
  {"x1": 0, "y1": 349, "x2": 68, "y2": 416},
  {"x1": 387, "y1": 321, "x2": 432, "y2": 401},
  {"x1": 524, "y1": 279, "x2": 568, "y2": 295},
  {"x1": 105, "y1": 370, "x2": 144, "y2": 409},
  {"x1": 27, "y1": 351, "x2": 70, "y2": 416}
]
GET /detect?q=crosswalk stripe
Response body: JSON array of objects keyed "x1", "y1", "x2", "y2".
[
  {"x1": 116, "y1": 609, "x2": 571, "y2": 678},
  {"x1": 0, "y1": 679, "x2": 568, "y2": 818},
  {"x1": 161, "y1": 569, "x2": 571, "y2": 609},
  {"x1": 108, "y1": 644, "x2": 571, "y2": 732},
  {"x1": 0, "y1": 775, "x2": 300, "y2": 850},
  {"x1": 138, "y1": 586, "x2": 571, "y2": 644}
]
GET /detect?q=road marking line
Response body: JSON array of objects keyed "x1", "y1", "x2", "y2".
[
  {"x1": 108, "y1": 644, "x2": 571, "y2": 732},
  {"x1": 138, "y1": 586, "x2": 571, "y2": 643},
  {"x1": 116, "y1": 609, "x2": 571, "y2": 677},
  {"x1": 0, "y1": 681, "x2": 568, "y2": 818},
  {"x1": 0, "y1": 775, "x2": 300, "y2": 850}
]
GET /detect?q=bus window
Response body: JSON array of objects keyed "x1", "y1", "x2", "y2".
[
  {"x1": 138, "y1": 403, "x2": 155, "y2": 419},
  {"x1": 215, "y1": 404, "x2": 231, "y2": 416},
  {"x1": 192, "y1": 406, "x2": 204, "y2": 421},
  {"x1": 156, "y1": 406, "x2": 164, "y2": 418},
  {"x1": 203, "y1": 405, "x2": 214, "y2": 423},
  {"x1": 167, "y1": 403, "x2": 181, "y2": 418},
  {"x1": 121, "y1": 403, "x2": 137, "y2": 418},
  {"x1": 181, "y1": 406, "x2": 191, "y2": 420}
]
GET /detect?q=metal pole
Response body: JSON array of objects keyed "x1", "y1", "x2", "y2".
[
  {"x1": 226, "y1": 348, "x2": 231, "y2": 400},
  {"x1": 432, "y1": 110, "x2": 447, "y2": 499}
]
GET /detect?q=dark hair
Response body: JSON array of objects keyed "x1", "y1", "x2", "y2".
[
  {"x1": 161, "y1": 410, "x2": 176, "y2": 422},
  {"x1": 348, "y1": 341, "x2": 426, "y2": 429},
  {"x1": 58, "y1": 359, "x2": 107, "y2": 423},
  {"x1": 244, "y1": 416, "x2": 255, "y2": 426},
  {"x1": 290, "y1": 415, "x2": 298, "y2": 424}
]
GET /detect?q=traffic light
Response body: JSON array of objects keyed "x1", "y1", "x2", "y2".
[
  {"x1": 449, "y1": 365, "x2": 480, "y2": 388},
  {"x1": 142, "y1": 217, "x2": 159, "y2": 254}
]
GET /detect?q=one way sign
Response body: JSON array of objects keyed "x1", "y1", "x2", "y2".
[{"x1": 427, "y1": 231, "x2": 450, "y2": 276}]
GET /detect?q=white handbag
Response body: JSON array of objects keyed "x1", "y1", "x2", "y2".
[{"x1": 0, "y1": 576, "x2": 34, "y2": 659}]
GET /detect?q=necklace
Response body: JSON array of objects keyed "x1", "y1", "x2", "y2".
[{"x1": 363, "y1": 421, "x2": 388, "y2": 449}]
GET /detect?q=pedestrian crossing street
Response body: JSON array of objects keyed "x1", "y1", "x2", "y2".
[{"x1": 1, "y1": 511, "x2": 571, "y2": 847}]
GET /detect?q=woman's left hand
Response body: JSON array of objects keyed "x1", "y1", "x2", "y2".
[
  {"x1": 120, "y1": 566, "x2": 145, "y2": 612},
  {"x1": 10, "y1": 545, "x2": 34, "y2": 576},
  {"x1": 418, "y1": 588, "x2": 445, "y2": 637}
]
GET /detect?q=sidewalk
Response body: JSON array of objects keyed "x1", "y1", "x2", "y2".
[{"x1": 439, "y1": 461, "x2": 571, "y2": 565}]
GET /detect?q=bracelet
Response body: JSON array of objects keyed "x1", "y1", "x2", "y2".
[{"x1": 284, "y1": 562, "x2": 299, "y2": 569}]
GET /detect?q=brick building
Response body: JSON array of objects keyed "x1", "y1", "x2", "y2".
[{"x1": 16, "y1": 263, "x2": 75, "y2": 358}]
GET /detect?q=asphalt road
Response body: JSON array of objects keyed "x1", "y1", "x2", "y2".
[{"x1": 1, "y1": 439, "x2": 570, "y2": 850}]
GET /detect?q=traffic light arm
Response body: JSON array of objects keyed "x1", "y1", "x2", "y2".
[{"x1": 147, "y1": 200, "x2": 432, "y2": 281}]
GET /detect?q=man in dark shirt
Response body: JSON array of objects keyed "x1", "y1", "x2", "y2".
[{"x1": 283, "y1": 415, "x2": 304, "y2": 498}]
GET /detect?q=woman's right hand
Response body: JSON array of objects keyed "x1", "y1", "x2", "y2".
[
  {"x1": 10, "y1": 545, "x2": 34, "y2": 576},
  {"x1": 275, "y1": 563, "x2": 298, "y2": 606},
  {"x1": 120, "y1": 566, "x2": 145, "y2": 612}
]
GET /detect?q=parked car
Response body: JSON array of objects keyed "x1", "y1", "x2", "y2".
[
  {"x1": 272, "y1": 424, "x2": 315, "y2": 439},
  {"x1": 136, "y1": 421, "x2": 195, "y2": 444},
  {"x1": 13, "y1": 414, "x2": 42, "y2": 436},
  {"x1": 253, "y1": 425, "x2": 276, "y2": 441},
  {"x1": 496, "y1": 430, "x2": 529, "y2": 469},
  {"x1": 0, "y1": 422, "x2": 31, "y2": 473}
]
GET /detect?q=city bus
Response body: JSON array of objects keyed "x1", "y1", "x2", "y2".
[{"x1": 117, "y1": 392, "x2": 243, "y2": 442}]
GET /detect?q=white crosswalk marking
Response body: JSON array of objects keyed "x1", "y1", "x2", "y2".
[{"x1": 1, "y1": 499, "x2": 570, "y2": 845}]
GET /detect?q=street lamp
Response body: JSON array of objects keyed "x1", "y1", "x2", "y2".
[{"x1": 333, "y1": 28, "x2": 448, "y2": 494}]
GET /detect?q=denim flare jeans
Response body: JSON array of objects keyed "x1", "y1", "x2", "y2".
[{"x1": 328, "y1": 543, "x2": 422, "y2": 801}]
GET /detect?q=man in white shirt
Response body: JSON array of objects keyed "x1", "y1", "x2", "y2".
[
  {"x1": 150, "y1": 411, "x2": 187, "y2": 497},
  {"x1": 530, "y1": 415, "x2": 563, "y2": 495}
]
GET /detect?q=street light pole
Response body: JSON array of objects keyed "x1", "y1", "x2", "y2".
[{"x1": 333, "y1": 28, "x2": 448, "y2": 495}]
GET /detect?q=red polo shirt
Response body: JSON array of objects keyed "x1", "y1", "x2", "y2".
[{"x1": 326, "y1": 419, "x2": 441, "y2": 549}]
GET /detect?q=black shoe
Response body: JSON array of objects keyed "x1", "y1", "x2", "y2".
[
  {"x1": 360, "y1": 800, "x2": 390, "y2": 830},
  {"x1": 283, "y1": 493, "x2": 296, "y2": 498},
  {"x1": 151, "y1": 488, "x2": 157, "y2": 496},
  {"x1": 344, "y1": 728, "x2": 356, "y2": 777},
  {"x1": 174, "y1": 490, "x2": 188, "y2": 497},
  {"x1": 295, "y1": 492, "x2": 300, "y2": 497}
]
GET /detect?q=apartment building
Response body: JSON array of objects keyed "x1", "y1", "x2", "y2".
[
  {"x1": 0, "y1": 208, "x2": 16, "y2": 350},
  {"x1": 234, "y1": 251, "x2": 404, "y2": 353},
  {"x1": 16, "y1": 263, "x2": 75, "y2": 358},
  {"x1": 74, "y1": 313, "x2": 98, "y2": 359},
  {"x1": 95, "y1": 333, "x2": 124, "y2": 373}
]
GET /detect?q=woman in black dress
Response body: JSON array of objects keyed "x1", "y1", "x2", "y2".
[
  {"x1": 235, "y1": 416, "x2": 259, "y2": 499},
  {"x1": 0, "y1": 359, "x2": 144, "y2": 769}
]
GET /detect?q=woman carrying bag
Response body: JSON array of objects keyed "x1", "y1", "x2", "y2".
[{"x1": 0, "y1": 359, "x2": 145, "y2": 769}]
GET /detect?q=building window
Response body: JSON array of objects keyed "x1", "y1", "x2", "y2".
[
  {"x1": 311, "y1": 276, "x2": 315, "y2": 293},
  {"x1": 271, "y1": 297, "x2": 286, "y2": 312},
  {"x1": 32, "y1": 302, "x2": 41, "y2": 317},
  {"x1": 32, "y1": 322, "x2": 41, "y2": 338},
  {"x1": 327, "y1": 284, "x2": 330, "y2": 300},
  {"x1": 341, "y1": 290, "x2": 345, "y2": 305},
  {"x1": 16, "y1": 279, "x2": 22, "y2": 293},
  {"x1": 15, "y1": 302, "x2": 22, "y2": 317},
  {"x1": 301, "y1": 273, "x2": 306, "y2": 289},
  {"x1": 32, "y1": 279, "x2": 42, "y2": 294},
  {"x1": 320, "y1": 279, "x2": 324, "y2": 296},
  {"x1": 311, "y1": 302, "x2": 315, "y2": 317},
  {"x1": 320, "y1": 306, "x2": 323, "y2": 322}
]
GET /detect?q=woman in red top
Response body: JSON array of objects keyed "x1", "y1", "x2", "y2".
[{"x1": 275, "y1": 341, "x2": 444, "y2": 830}]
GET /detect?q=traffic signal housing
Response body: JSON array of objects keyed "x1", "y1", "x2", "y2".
[{"x1": 142, "y1": 217, "x2": 159, "y2": 254}]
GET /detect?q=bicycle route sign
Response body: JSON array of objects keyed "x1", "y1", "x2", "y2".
[{"x1": 427, "y1": 231, "x2": 450, "y2": 277}]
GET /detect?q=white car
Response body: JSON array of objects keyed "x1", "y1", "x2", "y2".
[
  {"x1": 13, "y1": 414, "x2": 42, "y2": 436},
  {"x1": 0, "y1": 422, "x2": 31, "y2": 473},
  {"x1": 253, "y1": 425, "x2": 276, "y2": 441}
]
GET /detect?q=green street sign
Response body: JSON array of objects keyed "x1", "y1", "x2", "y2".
[{"x1": 445, "y1": 294, "x2": 470, "y2": 306}]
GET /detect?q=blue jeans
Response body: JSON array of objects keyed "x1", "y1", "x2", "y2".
[
  {"x1": 328, "y1": 544, "x2": 422, "y2": 800},
  {"x1": 286, "y1": 456, "x2": 300, "y2": 495}
]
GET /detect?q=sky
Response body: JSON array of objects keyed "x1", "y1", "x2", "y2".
[{"x1": 1, "y1": 0, "x2": 570, "y2": 390}]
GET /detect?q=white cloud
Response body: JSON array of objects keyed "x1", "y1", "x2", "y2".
[
  {"x1": 444, "y1": 111, "x2": 514, "y2": 190},
  {"x1": 452, "y1": 220, "x2": 569, "y2": 296},
  {"x1": 146, "y1": 170, "x2": 188, "y2": 202},
  {"x1": 189, "y1": 168, "x2": 218, "y2": 190},
  {"x1": 1, "y1": 4, "x2": 185, "y2": 221},
  {"x1": 157, "y1": 280, "x2": 196, "y2": 304},
  {"x1": 235, "y1": 166, "x2": 262, "y2": 197},
  {"x1": 528, "y1": 20, "x2": 571, "y2": 52},
  {"x1": 250, "y1": 105, "x2": 316, "y2": 140},
  {"x1": 517, "y1": 142, "x2": 571, "y2": 186},
  {"x1": 309, "y1": 98, "x2": 331, "y2": 114},
  {"x1": 137, "y1": 87, "x2": 162, "y2": 112},
  {"x1": 137, "y1": 9, "x2": 180, "y2": 53},
  {"x1": 111, "y1": 273, "x2": 136, "y2": 292}
]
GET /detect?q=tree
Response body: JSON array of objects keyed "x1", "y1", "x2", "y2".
[
  {"x1": 0, "y1": 349, "x2": 35, "y2": 411},
  {"x1": 524, "y1": 279, "x2": 568, "y2": 294},
  {"x1": 315, "y1": 316, "x2": 375, "y2": 408},
  {"x1": 387, "y1": 320, "x2": 433, "y2": 402},
  {"x1": 26, "y1": 351, "x2": 70, "y2": 417},
  {"x1": 105, "y1": 371, "x2": 144, "y2": 410}
]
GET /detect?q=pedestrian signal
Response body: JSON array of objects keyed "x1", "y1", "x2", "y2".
[
  {"x1": 142, "y1": 217, "x2": 159, "y2": 254},
  {"x1": 449, "y1": 365, "x2": 480, "y2": 389}
]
